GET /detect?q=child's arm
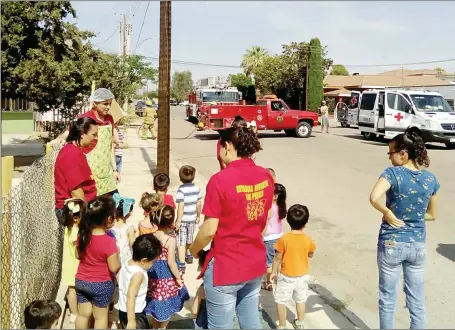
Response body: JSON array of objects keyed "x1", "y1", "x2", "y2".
[
  {"x1": 308, "y1": 237, "x2": 316, "y2": 258},
  {"x1": 127, "y1": 227, "x2": 136, "y2": 247},
  {"x1": 107, "y1": 252, "x2": 121, "y2": 273},
  {"x1": 191, "y1": 285, "x2": 205, "y2": 315},
  {"x1": 196, "y1": 200, "x2": 202, "y2": 224},
  {"x1": 126, "y1": 272, "x2": 144, "y2": 329},
  {"x1": 262, "y1": 207, "x2": 273, "y2": 235},
  {"x1": 166, "y1": 237, "x2": 183, "y2": 287},
  {"x1": 176, "y1": 202, "x2": 184, "y2": 230},
  {"x1": 270, "y1": 251, "x2": 282, "y2": 282}
]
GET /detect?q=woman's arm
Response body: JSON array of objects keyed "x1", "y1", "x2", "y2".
[
  {"x1": 190, "y1": 217, "x2": 219, "y2": 257},
  {"x1": 126, "y1": 272, "x2": 144, "y2": 329},
  {"x1": 425, "y1": 194, "x2": 438, "y2": 221},
  {"x1": 369, "y1": 177, "x2": 404, "y2": 228},
  {"x1": 166, "y1": 237, "x2": 182, "y2": 285}
]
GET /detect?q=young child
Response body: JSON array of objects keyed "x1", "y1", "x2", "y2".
[
  {"x1": 138, "y1": 192, "x2": 163, "y2": 235},
  {"x1": 270, "y1": 204, "x2": 316, "y2": 330},
  {"x1": 266, "y1": 168, "x2": 276, "y2": 183},
  {"x1": 110, "y1": 193, "x2": 137, "y2": 265},
  {"x1": 75, "y1": 196, "x2": 120, "y2": 329},
  {"x1": 117, "y1": 234, "x2": 163, "y2": 329},
  {"x1": 153, "y1": 173, "x2": 176, "y2": 208},
  {"x1": 24, "y1": 300, "x2": 62, "y2": 329},
  {"x1": 175, "y1": 165, "x2": 202, "y2": 269},
  {"x1": 114, "y1": 125, "x2": 126, "y2": 173},
  {"x1": 144, "y1": 205, "x2": 189, "y2": 329},
  {"x1": 191, "y1": 246, "x2": 210, "y2": 329},
  {"x1": 61, "y1": 198, "x2": 85, "y2": 323},
  {"x1": 262, "y1": 183, "x2": 287, "y2": 291}
]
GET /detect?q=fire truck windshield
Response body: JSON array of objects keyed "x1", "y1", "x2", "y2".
[{"x1": 202, "y1": 91, "x2": 239, "y2": 103}]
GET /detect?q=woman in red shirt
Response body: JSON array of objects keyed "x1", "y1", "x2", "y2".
[
  {"x1": 191, "y1": 125, "x2": 274, "y2": 329},
  {"x1": 54, "y1": 117, "x2": 98, "y2": 225},
  {"x1": 216, "y1": 116, "x2": 248, "y2": 171}
]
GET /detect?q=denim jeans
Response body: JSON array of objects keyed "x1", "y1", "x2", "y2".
[
  {"x1": 377, "y1": 241, "x2": 426, "y2": 329},
  {"x1": 115, "y1": 155, "x2": 123, "y2": 173},
  {"x1": 204, "y1": 258, "x2": 263, "y2": 329}
]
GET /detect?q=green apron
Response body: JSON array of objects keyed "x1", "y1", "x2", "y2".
[{"x1": 86, "y1": 124, "x2": 117, "y2": 195}]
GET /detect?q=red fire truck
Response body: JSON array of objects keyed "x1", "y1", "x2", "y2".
[{"x1": 197, "y1": 96, "x2": 319, "y2": 138}]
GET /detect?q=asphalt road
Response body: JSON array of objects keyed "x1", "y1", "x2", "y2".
[{"x1": 167, "y1": 106, "x2": 455, "y2": 329}]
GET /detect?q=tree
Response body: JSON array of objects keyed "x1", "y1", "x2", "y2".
[
  {"x1": 171, "y1": 71, "x2": 193, "y2": 102},
  {"x1": 307, "y1": 38, "x2": 324, "y2": 111},
  {"x1": 229, "y1": 73, "x2": 253, "y2": 89},
  {"x1": 241, "y1": 46, "x2": 269, "y2": 77},
  {"x1": 434, "y1": 67, "x2": 446, "y2": 74},
  {"x1": 330, "y1": 64, "x2": 349, "y2": 76}
]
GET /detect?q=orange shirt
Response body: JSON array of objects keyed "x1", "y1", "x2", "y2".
[
  {"x1": 274, "y1": 232, "x2": 316, "y2": 277},
  {"x1": 138, "y1": 220, "x2": 158, "y2": 235}
]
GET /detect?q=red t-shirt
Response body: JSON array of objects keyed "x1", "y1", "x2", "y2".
[
  {"x1": 74, "y1": 110, "x2": 115, "y2": 153},
  {"x1": 163, "y1": 194, "x2": 176, "y2": 208},
  {"x1": 54, "y1": 143, "x2": 97, "y2": 209},
  {"x1": 76, "y1": 233, "x2": 118, "y2": 282},
  {"x1": 198, "y1": 158, "x2": 274, "y2": 286}
]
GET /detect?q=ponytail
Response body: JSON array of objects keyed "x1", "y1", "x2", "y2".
[
  {"x1": 274, "y1": 183, "x2": 287, "y2": 220},
  {"x1": 391, "y1": 131, "x2": 430, "y2": 167}
]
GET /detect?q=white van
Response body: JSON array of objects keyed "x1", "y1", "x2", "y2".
[{"x1": 345, "y1": 89, "x2": 455, "y2": 149}]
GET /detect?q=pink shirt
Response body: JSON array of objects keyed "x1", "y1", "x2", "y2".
[
  {"x1": 263, "y1": 204, "x2": 283, "y2": 241},
  {"x1": 76, "y1": 233, "x2": 118, "y2": 282}
]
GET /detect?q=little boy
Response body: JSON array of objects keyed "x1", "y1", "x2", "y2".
[
  {"x1": 270, "y1": 204, "x2": 316, "y2": 330},
  {"x1": 118, "y1": 234, "x2": 162, "y2": 329},
  {"x1": 175, "y1": 165, "x2": 202, "y2": 269},
  {"x1": 153, "y1": 173, "x2": 176, "y2": 208},
  {"x1": 24, "y1": 300, "x2": 62, "y2": 329}
]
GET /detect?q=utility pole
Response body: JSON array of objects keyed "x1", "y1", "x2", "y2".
[
  {"x1": 305, "y1": 60, "x2": 309, "y2": 110},
  {"x1": 118, "y1": 19, "x2": 122, "y2": 57},
  {"x1": 157, "y1": 0, "x2": 172, "y2": 175}
]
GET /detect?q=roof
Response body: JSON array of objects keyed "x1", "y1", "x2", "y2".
[
  {"x1": 324, "y1": 88, "x2": 352, "y2": 96},
  {"x1": 377, "y1": 69, "x2": 455, "y2": 77},
  {"x1": 324, "y1": 74, "x2": 452, "y2": 89}
]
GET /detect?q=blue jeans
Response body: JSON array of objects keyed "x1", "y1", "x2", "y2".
[
  {"x1": 377, "y1": 241, "x2": 426, "y2": 329},
  {"x1": 115, "y1": 155, "x2": 123, "y2": 173},
  {"x1": 204, "y1": 259, "x2": 263, "y2": 329}
]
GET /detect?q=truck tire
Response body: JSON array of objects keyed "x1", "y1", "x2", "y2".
[
  {"x1": 445, "y1": 142, "x2": 455, "y2": 149},
  {"x1": 285, "y1": 129, "x2": 296, "y2": 137},
  {"x1": 295, "y1": 122, "x2": 312, "y2": 138},
  {"x1": 362, "y1": 131, "x2": 374, "y2": 140},
  {"x1": 341, "y1": 122, "x2": 350, "y2": 128}
]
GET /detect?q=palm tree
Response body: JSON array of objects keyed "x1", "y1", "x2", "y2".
[{"x1": 241, "y1": 46, "x2": 269, "y2": 77}]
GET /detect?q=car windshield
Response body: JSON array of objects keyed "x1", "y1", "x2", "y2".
[
  {"x1": 410, "y1": 95, "x2": 453, "y2": 113},
  {"x1": 202, "y1": 91, "x2": 239, "y2": 103}
]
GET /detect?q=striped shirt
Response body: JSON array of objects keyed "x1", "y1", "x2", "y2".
[
  {"x1": 176, "y1": 183, "x2": 202, "y2": 223},
  {"x1": 115, "y1": 127, "x2": 124, "y2": 157}
]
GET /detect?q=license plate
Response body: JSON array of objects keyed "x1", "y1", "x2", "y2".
[{"x1": 451, "y1": 138, "x2": 455, "y2": 143}]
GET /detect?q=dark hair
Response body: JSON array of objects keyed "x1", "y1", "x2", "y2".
[
  {"x1": 220, "y1": 126, "x2": 262, "y2": 158},
  {"x1": 390, "y1": 131, "x2": 430, "y2": 167},
  {"x1": 24, "y1": 300, "x2": 62, "y2": 329},
  {"x1": 66, "y1": 117, "x2": 98, "y2": 144},
  {"x1": 179, "y1": 165, "x2": 196, "y2": 183},
  {"x1": 132, "y1": 234, "x2": 163, "y2": 262},
  {"x1": 116, "y1": 199, "x2": 134, "y2": 218},
  {"x1": 151, "y1": 205, "x2": 175, "y2": 228},
  {"x1": 62, "y1": 199, "x2": 85, "y2": 228},
  {"x1": 274, "y1": 183, "x2": 287, "y2": 220},
  {"x1": 287, "y1": 204, "x2": 309, "y2": 230},
  {"x1": 154, "y1": 173, "x2": 170, "y2": 191},
  {"x1": 231, "y1": 115, "x2": 247, "y2": 128},
  {"x1": 140, "y1": 192, "x2": 162, "y2": 213},
  {"x1": 198, "y1": 249, "x2": 210, "y2": 268},
  {"x1": 77, "y1": 196, "x2": 116, "y2": 255}
]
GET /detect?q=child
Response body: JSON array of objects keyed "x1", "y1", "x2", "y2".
[
  {"x1": 138, "y1": 192, "x2": 163, "y2": 235},
  {"x1": 61, "y1": 198, "x2": 85, "y2": 323},
  {"x1": 144, "y1": 205, "x2": 190, "y2": 329},
  {"x1": 175, "y1": 165, "x2": 202, "y2": 269},
  {"x1": 75, "y1": 196, "x2": 121, "y2": 329},
  {"x1": 117, "y1": 234, "x2": 163, "y2": 329},
  {"x1": 153, "y1": 173, "x2": 176, "y2": 208},
  {"x1": 266, "y1": 168, "x2": 276, "y2": 183},
  {"x1": 24, "y1": 300, "x2": 62, "y2": 329},
  {"x1": 191, "y1": 246, "x2": 210, "y2": 329},
  {"x1": 270, "y1": 204, "x2": 316, "y2": 330},
  {"x1": 114, "y1": 125, "x2": 126, "y2": 173},
  {"x1": 262, "y1": 183, "x2": 287, "y2": 291},
  {"x1": 111, "y1": 193, "x2": 137, "y2": 265}
]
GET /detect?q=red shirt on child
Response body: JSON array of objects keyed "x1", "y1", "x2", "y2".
[
  {"x1": 76, "y1": 234, "x2": 118, "y2": 282},
  {"x1": 54, "y1": 143, "x2": 97, "y2": 209},
  {"x1": 198, "y1": 158, "x2": 274, "y2": 286},
  {"x1": 163, "y1": 194, "x2": 176, "y2": 208}
]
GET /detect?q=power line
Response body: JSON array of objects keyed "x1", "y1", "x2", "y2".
[
  {"x1": 341, "y1": 58, "x2": 455, "y2": 68},
  {"x1": 134, "y1": 1, "x2": 150, "y2": 53},
  {"x1": 93, "y1": 28, "x2": 117, "y2": 46}
]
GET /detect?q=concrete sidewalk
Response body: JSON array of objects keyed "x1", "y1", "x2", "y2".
[{"x1": 59, "y1": 122, "x2": 364, "y2": 329}]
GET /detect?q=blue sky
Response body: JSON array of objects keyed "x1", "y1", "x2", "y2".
[{"x1": 70, "y1": 1, "x2": 455, "y2": 83}]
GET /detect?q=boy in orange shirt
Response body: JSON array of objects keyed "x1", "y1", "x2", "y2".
[{"x1": 270, "y1": 204, "x2": 316, "y2": 330}]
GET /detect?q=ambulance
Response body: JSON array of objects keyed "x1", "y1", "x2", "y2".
[{"x1": 342, "y1": 89, "x2": 455, "y2": 149}]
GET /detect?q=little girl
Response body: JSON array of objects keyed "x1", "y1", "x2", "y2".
[
  {"x1": 138, "y1": 192, "x2": 163, "y2": 235},
  {"x1": 262, "y1": 183, "x2": 287, "y2": 290},
  {"x1": 75, "y1": 196, "x2": 120, "y2": 329},
  {"x1": 110, "y1": 193, "x2": 137, "y2": 265},
  {"x1": 144, "y1": 205, "x2": 189, "y2": 328},
  {"x1": 61, "y1": 198, "x2": 85, "y2": 323}
]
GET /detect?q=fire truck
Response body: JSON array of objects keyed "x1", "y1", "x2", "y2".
[{"x1": 186, "y1": 76, "x2": 241, "y2": 121}]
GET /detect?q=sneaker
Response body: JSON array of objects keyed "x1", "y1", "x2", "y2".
[
  {"x1": 292, "y1": 319, "x2": 305, "y2": 329},
  {"x1": 185, "y1": 255, "x2": 193, "y2": 264},
  {"x1": 178, "y1": 262, "x2": 186, "y2": 274},
  {"x1": 69, "y1": 313, "x2": 77, "y2": 323},
  {"x1": 277, "y1": 326, "x2": 286, "y2": 329}
]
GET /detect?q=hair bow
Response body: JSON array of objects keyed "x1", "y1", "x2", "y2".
[
  {"x1": 247, "y1": 120, "x2": 257, "y2": 128},
  {"x1": 113, "y1": 193, "x2": 135, "y2": 217}
]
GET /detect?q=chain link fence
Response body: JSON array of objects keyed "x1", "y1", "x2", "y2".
[{"x1": 1, "y1": 145, "x2": 63, "y2": 329}]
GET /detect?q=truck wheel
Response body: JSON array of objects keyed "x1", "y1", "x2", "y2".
[
  {"x1": 445, "y1": 142, "x2": 455, "y2": 149},
  {"x1": 362, "y1": 132, "x2": 374, "y2": 140},
  {"x1": 295, "y1": 122, "x2": 312, "y2": 138},
  {"x1": 341, "y1": 122, "x2": 350, "y2": 128},
  {"x1": 285, "y1": 129, "x2": 296, "y2": 137}
]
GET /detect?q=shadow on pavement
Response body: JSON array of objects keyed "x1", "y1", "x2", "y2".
[
  {"x1": 436, "y1": 244, "x2": 455, "y2": 262},
  {"x1": 140, "y1": 147, "x2": 157, "y2": 175}
]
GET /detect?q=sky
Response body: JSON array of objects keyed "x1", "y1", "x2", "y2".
[{"x1": 69, "y1": 1, "x2": 455, "y2": 87}]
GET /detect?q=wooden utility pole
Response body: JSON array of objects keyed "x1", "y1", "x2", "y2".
[
  {"x1": 157, "y1": 0, "x2": 172, "y2": 175},
  {"x1": 305, "y1": 60, "x2": 309, "y2": 110}
]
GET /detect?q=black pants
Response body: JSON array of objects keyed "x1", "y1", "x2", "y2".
[{"x1": 118, "y1": 311, "x2": 149, "y2": 329}]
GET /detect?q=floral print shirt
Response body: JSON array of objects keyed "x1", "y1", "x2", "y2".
[{"x1": 378, "y1": 166, "x2": 440, "y2": 243}]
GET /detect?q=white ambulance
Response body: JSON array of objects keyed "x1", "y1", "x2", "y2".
[{"x1": 343, "y1": 89, "x2": 455, "y2": 149}]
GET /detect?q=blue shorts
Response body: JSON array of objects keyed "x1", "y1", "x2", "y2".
[
  {"x1": 75, "y1": 279, "x2": 115, "y2": 308},
  {"x1": 264, "y1": 239, "x2": 278, "y2": 267}
]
